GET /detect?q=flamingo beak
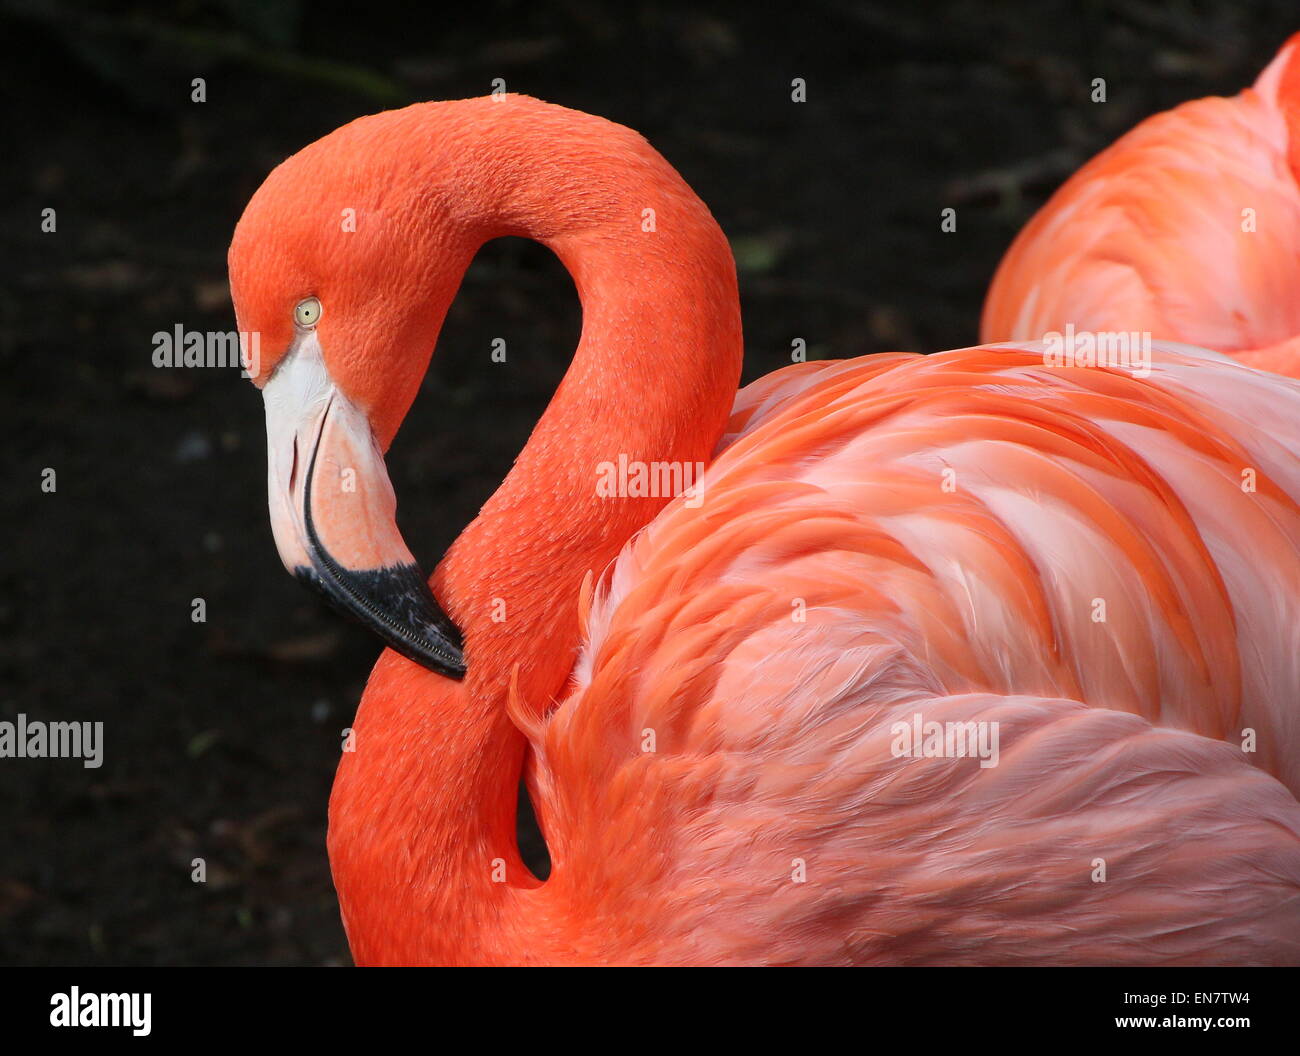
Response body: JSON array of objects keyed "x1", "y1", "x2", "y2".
[{"x1": 260, "y1": 331, "x2": 466, "y2": 679}]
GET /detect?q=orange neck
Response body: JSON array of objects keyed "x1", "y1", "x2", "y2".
[{"x1": 327, "y1": 98, "x2": 742, "y2": 964}]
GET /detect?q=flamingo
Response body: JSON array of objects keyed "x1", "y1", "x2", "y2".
[
  {"x1": 982, "y1": 32, "x2": 1300, "y2": 378},
  {"x1": 229, "y1": 95, "x2": 1300, "y2": 966}
]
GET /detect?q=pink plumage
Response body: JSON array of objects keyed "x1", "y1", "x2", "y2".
[{"x1": 229, "y1": 89, "x2": 1300, "y2": 965}]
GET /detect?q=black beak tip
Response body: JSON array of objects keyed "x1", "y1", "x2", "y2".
[{"x1": 294, "y1": 563, "x2": 467, "y2": 680}]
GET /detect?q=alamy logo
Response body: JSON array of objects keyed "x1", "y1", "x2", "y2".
[
  {"x1": 0, "y1": 714, "x2": 103, "y2": 768},
  {"x1": 50, "y1": 988, "x2": 151, "y2": 1036},
  {"x1": 890, "y1": 712, "x2": 1000, "y2": 768},
  {"x1": 151, "y1": 324, "x2": 260, "y2": 377},
  {"x1": 1041, "y1": 323, "x2": 1152, "y2": 377},
  {"x1": 595, "y1": 455, "x2": 706, "y2": 508}
]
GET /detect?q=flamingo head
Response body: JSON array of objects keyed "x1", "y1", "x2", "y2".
[{"x1": 227, "y1": 116, "x2": 472, "y2": 679}]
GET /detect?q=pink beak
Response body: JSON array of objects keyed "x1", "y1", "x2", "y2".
[{"x1": 261, "y1": 330, "x2": 465, "y2": 678}]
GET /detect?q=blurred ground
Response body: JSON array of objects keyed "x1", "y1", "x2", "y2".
[{"x1": 2, "y1": 0, "x2": 1297, "y2": 964}]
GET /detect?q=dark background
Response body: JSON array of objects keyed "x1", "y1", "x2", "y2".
[{"x1": 2, "y1": 0, "x2": 1296, "y2": 966}]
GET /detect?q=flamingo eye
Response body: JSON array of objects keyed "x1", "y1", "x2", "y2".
[{"x1": 294, "y1": 297, "x2": 322, "y2": 328}]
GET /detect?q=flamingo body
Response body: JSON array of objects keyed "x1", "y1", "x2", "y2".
[
  {"x1": 229, "y1": 93, "x2": 1300, "y2": 966},
  {"x1": 518, "y1": 342, "x2": 1300, "y2": 965},
  {"x1": 982, "y1": 34, "x2": 1300, "y2": 377}
]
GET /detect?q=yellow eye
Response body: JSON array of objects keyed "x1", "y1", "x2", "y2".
[{"x1": 294, "y1": 297, "x2": 322, "y2": 328}]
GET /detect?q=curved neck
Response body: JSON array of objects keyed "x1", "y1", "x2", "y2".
[{"x1": 328, "y1": 97, "x2": 742, "y2": 964}]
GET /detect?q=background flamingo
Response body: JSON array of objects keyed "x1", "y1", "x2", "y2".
[
  {"x1": 982, "y1": 32, "x2": 1300, "y2": 377},
  {"x1": 229, "y1": 95, "x2": 1300, "y2": 965}
]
